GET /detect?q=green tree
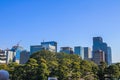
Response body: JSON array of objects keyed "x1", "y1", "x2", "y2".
[
  {"x1": 106, "y1": 65, "x2": 120, "y2": 80},
  {"x1": 115, "y1": 63, "x2": 120, "y2": 79},
  {"x1": 37, "y1": 58, "x2": 50, "y2": 80},
  {"x1": 23, "y1": 58, "x2": 38, "y2": 80},
  {"x1": 97, "y1": 62, "x2": 107, "y2": 80},
  {"x1": 80, "y1": 60, "x2": 92, "y2": 77},
  {"x1": 8, "y1": 62, "x2": 19, "y2": 79},
  {"x1": 71, "y1": 62, "x2": 81, "y2": 80},
  {"x1": 57, "y1": 58, "x2": 71, "y2": 80},
  {"x1": 0, "y1": 64, "x2": 9, "y2": 70},
  {"x1": 11, "y1": 65, "x2": 25, "y2": 80}
]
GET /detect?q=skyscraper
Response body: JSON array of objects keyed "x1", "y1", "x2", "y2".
[
  {"x1": 74, "y1": 46, "x2": 84, "y2": 59},
  {"x1": 93, "y1": 37, "x2": 103, "y2": 51},
  {"x1": 107, "y1": 47, "x2": 112, "y2": 65},
  {"x1": 84, "y1": 47, "x2": 92, "y2": 60},
  {"x1": 92, "y1": 37, "x2": 112, "y2": 65}
]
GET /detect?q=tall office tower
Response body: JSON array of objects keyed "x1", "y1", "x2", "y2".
[
  {"x1": 11, "y1": 45, "x2": 24, "y2": 64},
  {"x1": 60, "y1": 47, "x2": 73, "y2": 54},
  {"x1": 107, "y1": 47, "x2": 112, "y2": 65},
  {"x1": 101, "y1": 42, "x2": 108, "y2": 64},
  {"x1": 20, "y1": 50, "x2": 30, "y2": 64},
  {"x1": 93, "y1": 50, "x2": 105, "y2": 65},
  {"x1": 30, "y1": 45, "x2": 44, "y2": 54},
  {"x1": 74, "y1": 46, "x2": 84, "y2": 59},
  {"x1": 84, "y1": 47, "x2": 92, "y2": 60},
  {"x1": 92, "y1": 37, "x2": 112, "y2": 65},
  {"x1": 93, "y1": 37, "x2": 103, "y2": 51},
  {"x1": 41, "y1": 41, "x2": 57, "y2": 52}
]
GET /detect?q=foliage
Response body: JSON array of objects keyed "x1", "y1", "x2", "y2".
[
  {"x1": 0, "y1": 50, "x2": 119, "y2": 80},
  {"x1": 97, "y1": 62, "x2": 107, "y2": 80},
  {"x1": 106, "y1": 64, "x2": 120, "y2": 79}
]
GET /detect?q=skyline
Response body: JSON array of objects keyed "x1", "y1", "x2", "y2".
[{"x1": 0, "y1": 0, "x2": 120, "y2": 63}]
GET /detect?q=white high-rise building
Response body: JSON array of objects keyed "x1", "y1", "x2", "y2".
[
  {"x1": 0, "y1": 49, "x2": 15, "y2": 64},
  {"x1": 6, "y1": 50, "x2": 15, "y2": 64},
  {"x1": 0, "y1": 50, "x2": 6, "y2": 64}
]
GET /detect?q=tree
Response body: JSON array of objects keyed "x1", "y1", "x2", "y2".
[
  {"x1": 0, "y1": 64, "x2": 9, "y2": 70},
  {"x1": 56, "y1": 58, "x2": 71, "y2": 80},
  {"x1": 80, "y1": 60, "x2": 92, "y2": 77},
  {"x1": 106, "y1": 65, "x2": 120, "y2": 80},
  {"x1": 71, "y1": 62, "x2": 81, "y2": 80},
  {"x1": 2, "y1": 50, "x2": 115, "y2": 80},
  {"x1": 11, "y1": 65, "x2": 25, "y2": 80},
  {"x1": 97, "y1": 62, "x2": 107, "y2": 80},
  {"x1": 115, "y1": 63, "x2": 120, "y2": 79},
  {"x1": 37, "y1": 58, "x2": 50, "y2": 80},
  {"x1": 24, "y1": 58, "x2": 38, "y2": 80},
  {"x1": 8, "y1": 62, "x2": 19, "y2": 79}
]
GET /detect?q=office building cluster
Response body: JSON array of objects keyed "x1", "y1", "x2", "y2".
[
  {"x1": 0, "y1": 37, "x2": 112, "y2": 65},
  {"x1": 0, "y1": 45, "x2": 30, "y2": 64}
]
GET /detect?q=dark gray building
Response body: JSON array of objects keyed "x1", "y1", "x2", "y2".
[
  {"x1": 93, "y1": 50, "x2": 105, "y2": 65},
  {"x1": 20, "y1": 50, "x2": 30, "y2": 64},
  {"x1": 30, "y1": 45, "x2": 44, "y2": 54},
  {"x1": 60, "y1": 47, "x2": 73, "y2": 54}
]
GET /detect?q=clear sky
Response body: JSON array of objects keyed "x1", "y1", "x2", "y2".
[{"x1": 0, "y1": 0, "x2": 120, "y2": 63}]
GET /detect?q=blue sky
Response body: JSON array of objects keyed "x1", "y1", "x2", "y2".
[{"x1": 0, "y1": 0, "x2": 120, "y2": 63}]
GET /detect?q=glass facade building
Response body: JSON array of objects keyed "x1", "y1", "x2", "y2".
[
  {"x1": 60, "y1": 47, "x2": 73, "y2": 54},
  {"x1": 107, "y1": 47, "x2": 112, "y2": 65},
  {"x1": 41, "y1": 41, "x2": 57, "y2": 52},
  {"x1": 92, "y1": 37, "x2": 112, "y2": 65},
  {"x1": 30, "y1": 45, "x2": 44, "y2": 54},
  {"x1": 84, "y1": 47, "x2": 91, "y2": 60},
  {"x1": 74, "y1": 46, "x2": 84, "y2": 59},
  {"x1": 30, "y1": 41, "x2": 57, "y2": 54},
  {"x1": 11, "y1": 46, "x2": 24, "y2": 63}
]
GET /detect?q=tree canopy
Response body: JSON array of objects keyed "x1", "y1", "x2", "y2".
[{"x1": 0, "y1": 50, "x2": 120, "y2": 80}]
